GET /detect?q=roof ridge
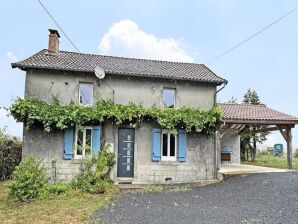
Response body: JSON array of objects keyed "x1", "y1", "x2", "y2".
[
  {"x1": 219, "y1": 103, "x2": 266, "y2": 107},
  {"x1": 54, "y1": 49, "x2": 206, "y2": 66}
]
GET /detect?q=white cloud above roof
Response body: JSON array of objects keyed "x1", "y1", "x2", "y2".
[
  {"x1": 98, "y1": 19, "x2": 193, "y2": 63},
  {"x1": 7, "y1": 51, "x2": 18, "y2": 62}
]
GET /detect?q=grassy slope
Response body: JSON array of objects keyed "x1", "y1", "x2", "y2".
[
  {"x1": 242, "y1": 154, "x2": 298, "y2": 171},
  {"x1": 0, "y1": 181, "x2": 114, "y2": 224}
]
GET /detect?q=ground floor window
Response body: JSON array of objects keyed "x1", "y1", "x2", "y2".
[
  {"x1": 161, "y1": 130, "x2": 177, "y2": 161},
  {"x1": 75, "y1": 126, "x2": 92, "y2": 159}
]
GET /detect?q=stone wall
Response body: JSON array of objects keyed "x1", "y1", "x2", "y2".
[
  {"x1": 22, "y1": 69, "x2": 218, "y2": 183},
  {"x1": 220, "y1": 129, "x2": 240, "y2": 164}
]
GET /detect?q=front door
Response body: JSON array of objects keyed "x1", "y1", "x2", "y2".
[{"x1": 117, "y1": 128, "x2": 134, "y2": 177}]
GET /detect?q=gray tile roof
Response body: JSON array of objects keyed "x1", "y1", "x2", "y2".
[
  {"x1": 12, "y1": 49, "x2": 227, "y2": 84},
  {"x1": 219, "y1": 103, "x2": 298, "y2": 124}
]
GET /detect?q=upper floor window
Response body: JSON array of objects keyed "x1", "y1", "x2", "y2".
[
  {"x1": 163, "y1": 88, "x2": 176, "y2": 108},
  {"x1": 79, "y1": 83, "x2": 93, "y2": 105},
  {"x1": 75, "y1": 126, "x2": 92, "y2": 159}
]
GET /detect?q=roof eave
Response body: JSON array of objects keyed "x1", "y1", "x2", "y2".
[
  {"x1": 11, "y1": 64, "x2": 227, "y2": 84},
  {"x1": 221, "y1": 119, "x2": 298, "y2": 125}
]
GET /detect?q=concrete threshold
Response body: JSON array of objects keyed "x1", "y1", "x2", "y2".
[
  {"x1": 117, "y1": 179, "x2": 221, "y2": 191},
  {"x1": 219, "y1": 164, "x2": 292, "y2": 176}
]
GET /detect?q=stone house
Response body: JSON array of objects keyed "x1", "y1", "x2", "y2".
[
  {"x1": 12, "y1": 29, "x2": 229, "y2": 183},
  {"x1": 12, "y1": 29, "x2": 298, "y2": 183}
]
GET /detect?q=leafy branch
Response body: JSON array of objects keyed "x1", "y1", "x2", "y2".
[{"x1": 8, "y1": 97, "x2": 223, "y2": 135}]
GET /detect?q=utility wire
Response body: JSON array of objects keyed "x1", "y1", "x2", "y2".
[
  {"x1": 207, "y1": 5, "x2": 298, "y2": 64},
  {"x1": 37, "y1": 0, "x2": 80, "y2": 53},
  {"x1": 37, "y1": 0, "x2": 115, "y2": 99}
]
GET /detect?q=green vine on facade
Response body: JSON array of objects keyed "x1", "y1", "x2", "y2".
[{"x1": 8, "y1": 97, "x2": 223, "y2": 135}]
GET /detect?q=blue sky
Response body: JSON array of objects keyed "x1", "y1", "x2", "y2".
[{"x1": 1, "y1": 0, "x2": 298, "y2": 148}]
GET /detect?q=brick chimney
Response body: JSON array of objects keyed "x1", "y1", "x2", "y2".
[{"x1": 48, "y1": 29, "x2": 60, "y2": 54}]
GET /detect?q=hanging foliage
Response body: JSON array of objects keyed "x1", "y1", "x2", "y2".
[{"x1": 8, "y1": 97, "x2": 222, "y2": 135}]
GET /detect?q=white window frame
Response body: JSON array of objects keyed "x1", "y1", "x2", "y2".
[
  {"x1": 163, "y1": 88, "x2": 176, "y2": 108},
  {"x1": 79, "y1": 83, "x2": 93, "y2": 106},
  {"x1": 74, "y1": 126, "x2": 93, "y2": 159},
  {"x1": 161, "y1": 130, "x2": 177, "y2": 161}
]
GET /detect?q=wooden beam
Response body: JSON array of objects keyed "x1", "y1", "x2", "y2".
[{"x1": 240, "y1": 126, "x2": 279, "y2": 135}]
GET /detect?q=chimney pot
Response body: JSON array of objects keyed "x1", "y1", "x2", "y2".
[{"x1": 48, "y1": 29, "x2": 60, "y2": 54}]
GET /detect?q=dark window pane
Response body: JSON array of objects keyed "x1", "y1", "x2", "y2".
[
  {"x1": 162, "y1": 134, "x2": 168, "y2": 156},
  {"x1": 163, "y1": 89, "x2": 175, "y2": 108},
  {"x1": 79, "y1": 83, "x2": 93, "y2": 105},
  {"x1": 170, "y1": 134, "x2": 175, "y2": 156},
  {"x1": 85, "y1": 129, "x2": 92, "y2": 156},
  {"x1": 77, "y1": 129, "x2": 83, "y2": 155}
]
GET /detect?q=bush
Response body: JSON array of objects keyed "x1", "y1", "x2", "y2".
[
  {"x1": 9, "y1": 156, "x2": 47, "y2": 201},
  {"x1": 0, "y1": 128, "x2": 22, "y2": 180},
  {"x1": 40, "y1": 182, "x2": 71, "y2": 200},
  {"x1": 71, "y1": 145, "x2": 115, "y2": 194},
  {"x1": 294, "y1": 148, "x2": 298, "y2": 158}
]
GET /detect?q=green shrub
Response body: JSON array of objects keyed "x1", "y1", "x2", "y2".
[
  {"x1": 294, "y1": 148, "x2": 298, "y2": 158},
  {"x1": 96, "y1": 144, "x2": 116, "y2": 180},
  {"x1": 0, "y1": 128, "x2": 22, "y2": 180},
  {"x1": 9, "y1": 156, "x2": 47, "y2": 201},
  {"x1": 45, "y1": 182, "x2": 71, "y2": 195},
  {"x1": 71, "y1": 146, "x2": 115, "y2": 194},
  {"x1": 40, "y1": 182, "x2": 71, "y2": 200}
]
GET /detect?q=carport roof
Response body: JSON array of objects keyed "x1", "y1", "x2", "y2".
[{"x1": 219, "y1": 103, "x2": 298, "y2": 125}]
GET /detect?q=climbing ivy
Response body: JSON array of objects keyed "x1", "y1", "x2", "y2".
[{"x1": 8, "y1": 97, "x2": 223, "y2": 135}]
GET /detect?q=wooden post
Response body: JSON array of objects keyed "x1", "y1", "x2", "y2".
[
  {"x1": 279, "y1": 126, "x2": 293, "y2": 169},
  {"x1": 286, "y1": 128, "x2": 293, "y2": 170}
]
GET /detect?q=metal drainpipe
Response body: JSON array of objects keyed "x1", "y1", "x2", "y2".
[{"x1": 213, "y1": 83, "x2": 226, "y2": 179}]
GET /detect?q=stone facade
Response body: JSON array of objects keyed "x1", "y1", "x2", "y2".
[
  {"x1": 220, "y1": 129, "x2": 241, "y2": 164},
  {"x1": 22, "y1": 69, "x2": 218, "y2": 183}
]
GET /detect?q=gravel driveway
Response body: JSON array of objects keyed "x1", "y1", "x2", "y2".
[{"x1": 93, "y1": 173, "x2": 298, "y2": 224}]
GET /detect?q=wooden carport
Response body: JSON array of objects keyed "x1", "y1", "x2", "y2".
[{"x1": 218, "y1": 103, "x2": 298, "y2": 169}]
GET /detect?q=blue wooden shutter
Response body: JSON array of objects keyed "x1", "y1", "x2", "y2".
[
  {"x1": 152, "y1": 128, "x2": 161, "y2": 161},
  {"x1": 92, "y1": 126, "x2": 101, "y2": 156},
  {"x1": 64, "y1": 128, "x2": 74, "y2": 160},
  {"x1": 178, "y1": 129, "x2": 187, "y2": 162}
]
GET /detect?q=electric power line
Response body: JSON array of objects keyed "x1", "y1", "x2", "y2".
[
  {"x1": 207, "y1": 5, "x2": 298, "y2": 64},
  {"x1": 37, "y1": 0, "x2": 115, "y2": 98},
  {"x1": 37, "y1": 0, "x2": 80, "y2": 53}
]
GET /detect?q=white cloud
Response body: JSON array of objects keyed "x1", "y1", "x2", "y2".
[
  {"x1": 6, "y1": 51, "x2": 18, "y2": 62},
  {"x1": 99, "y1": 19, "x2": 193, "y2": 62}
]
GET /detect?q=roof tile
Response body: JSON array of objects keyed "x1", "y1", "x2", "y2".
[
  {"x1": 219, "y1": 103, "x2": 298, "y2": 124},
  {"x1": 12, "y1": 49, "x2": 227, "y2": 84}
]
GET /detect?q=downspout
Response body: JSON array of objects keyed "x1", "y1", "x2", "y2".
[{"x1": 213, "y1": 82, "x2": 227, "y2": 179}]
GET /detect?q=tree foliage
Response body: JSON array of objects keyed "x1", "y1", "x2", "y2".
[
  {"x1": 8, "y1": 97, "x2": 223, "y2": 135},
  {"x1": 0, "y1": 127, "x2": 22, "y2": 180},
  {"x1": 241, "y1": 89, "x2": 268, "y2": 161}
]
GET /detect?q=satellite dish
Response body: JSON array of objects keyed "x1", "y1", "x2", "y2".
[{"x1": 94, "y1": 66, "x2": 105, "y2": 79}]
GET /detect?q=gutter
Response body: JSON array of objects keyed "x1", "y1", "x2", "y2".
[{"x1": 213, "y1": 83, "x2": 227, "y2": 179}]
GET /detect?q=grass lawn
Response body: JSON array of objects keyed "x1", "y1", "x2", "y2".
[
  {"x1": 242, "y1": 154, "x2": 298, "y2": 171},
  {"x1": 0, "y1": 181, "x2": 115, "y2": 224}
]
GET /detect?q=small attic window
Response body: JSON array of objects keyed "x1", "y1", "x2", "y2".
[{"x1": 79, "y1": 83, "x2": 93, "y2": 105}]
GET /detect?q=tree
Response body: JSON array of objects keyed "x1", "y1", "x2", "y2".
[
  {"x1": 241, "y1": 89, "x2": 268, "y2": 162},
  {"x1": 227, "y1": 96, "x2": 237, "y2": 103}
]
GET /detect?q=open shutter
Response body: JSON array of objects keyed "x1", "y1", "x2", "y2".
[
  {"x1": 92, "y1": 126, "x2": 101, "y2": 156},
  {"x1": 64, "y1": 128, "x2": 74, "y2": 160},
  {"x1": 152, "y1": 128, "x2": 161, "y2": 161},
  {"x1": 178, "y1": 129, "x2": 187, "y2": 162}
]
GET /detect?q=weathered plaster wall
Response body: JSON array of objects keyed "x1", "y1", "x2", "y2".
[
  {"x1": 25, "y1": 70, "x2": 216, "y2": 109},
  {"x1": 23, "y1": 69, "x2": 217, "y2": 182},
  {"x1": 22, "y1": 129, "x2": 82, "y2": 181},
  {"x1": 134, "y1": 123, "x2": 215, "y2": 183},
  {"x1": 220, "y1": 129, "x2": 240, "y2": 164}
]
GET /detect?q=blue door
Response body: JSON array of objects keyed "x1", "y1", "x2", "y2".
[{"x1": 117, "y1": 128, "x2": 134, "y2": 177}]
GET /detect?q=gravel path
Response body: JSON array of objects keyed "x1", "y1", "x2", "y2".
[{"x1": 92, "y1": 173, "x2": 298, "y2": 224}]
